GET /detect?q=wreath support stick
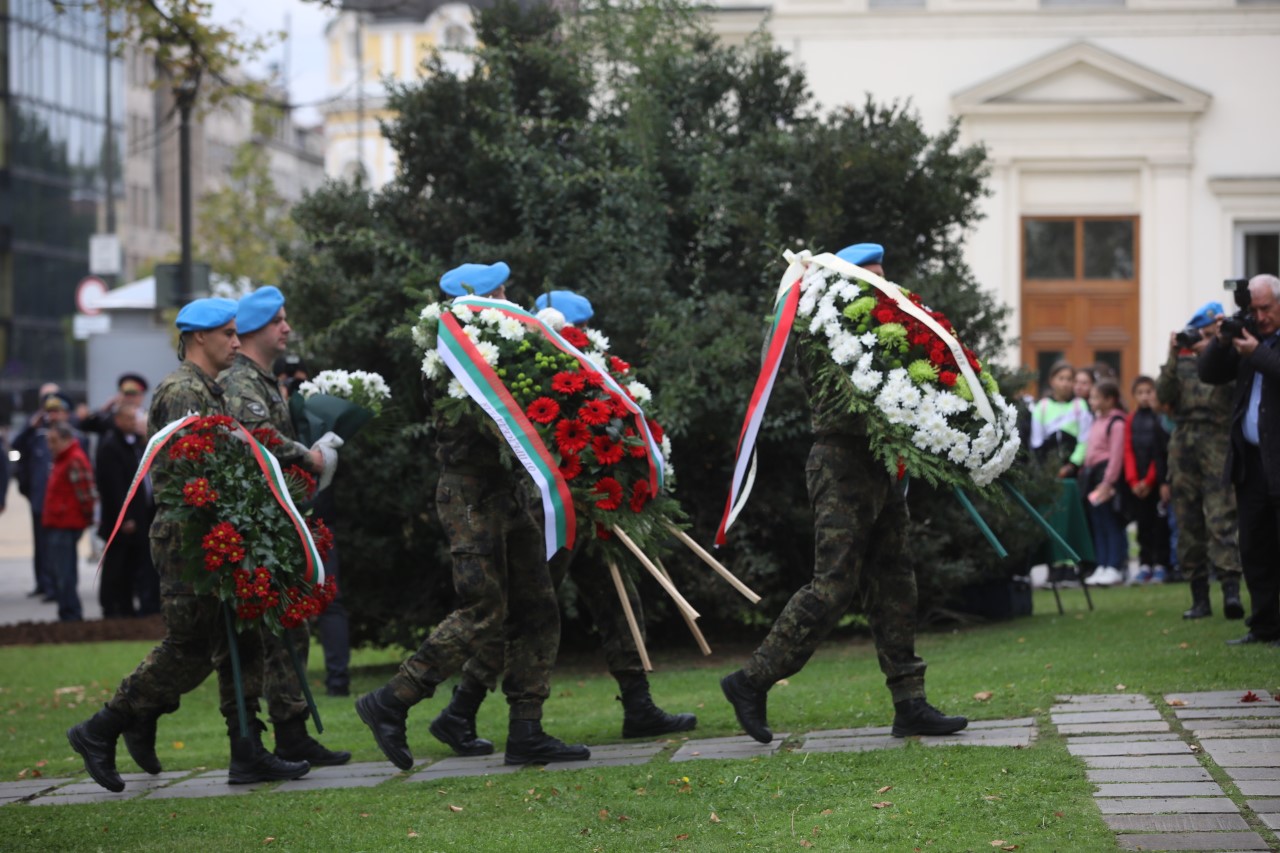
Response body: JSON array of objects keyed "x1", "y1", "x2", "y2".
[
  {"x1": 222, "y1": 605, "x2": 250, "y2": 739},
  {"x1": 656, "y1": 557, "x2": 712, "y2": 656},
  {"x1": 952, "y1": 486, "x2": 1008, "y2": 559},
  {"x1": 1001, "y1": 481, "x2": 1082, "y2": 563},
  {"x1": 665, "y1": 523, "x2": 761, "y2": 604},
  {"x1": 608, "y1": 562, "x2": 652, "y2": 672},
  {"x1": 283, "y1": 631, "x2": 323, "y2": 733},
  {"x1": 611, "y1": 525, "x2": 700, "y2": 622}
]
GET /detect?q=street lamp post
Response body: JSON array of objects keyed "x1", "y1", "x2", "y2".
[{"x1": 175, "y1": 73, "x2": 200, "y2": 305}]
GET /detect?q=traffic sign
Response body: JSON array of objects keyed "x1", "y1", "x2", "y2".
[{"x1": 76, "y1": 276, "x2": 109, "y2": 315}]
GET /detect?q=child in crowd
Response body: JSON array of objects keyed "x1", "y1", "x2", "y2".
[
  {"x1": 1074, "y1": 367, "x2": 1096, "y2": 407},
  {"x1": 1031, "y1": 360, "x2": 1093, "y2": 478},
  {"x1": 1082, "y1": 379, "x2": 1129, "y2": 586},
  {"x1": 1124, "y1": 376, "x2": 1171, "y2": 583}
]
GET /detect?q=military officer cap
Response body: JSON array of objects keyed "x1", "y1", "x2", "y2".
[
  {"x1": 836, "y1": 243, "x2": 885, "y2": 267},
  {"x1": 236, "y1": 286, "x2": 286, "y2": 335},
  {"x1": 1187, "y1": 301, "x2": 1225, "y2": 329},
  {"x1": 117, "y1": 373, "x2": 148, "y2": 394},
  {"x1": 440, "y1": 262, "x2": 510, "y2": 297},
  {"x1": 175, "y1": 297, "x2": 238, "y2": 332},
  {"x1": 42, "y1": 391, "x2": 73, "y2": 412},
  {"x1": 535, "y1": 290, "x2": 594, "y2": 325}
]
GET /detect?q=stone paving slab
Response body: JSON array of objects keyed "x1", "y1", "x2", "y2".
[
  {"x1": 1088, "y1": 768, "x2": 1214, "y2": 783},
  {"x1": 919, "y1": 736, "x2": 1031, "y2": 748},
  {"x1": 406, "y1": 754, "x2": 518, "y2": 782},
  {"x1": 1057, "y1": 694, "x2": 1155, "y2": 706},
  {"x1": 1115, "y1": 831, "x2": 1270, "y2": 850},
  {"x1": 1207, "y1": 753, "x2": 1280, "y2": 767},
  {"x1": 800, "y1": 718, "x2": 1034, "y2": 739},
  {"x1": 543, "y1": 742, "x2": 666, "y2": 771},
  {"x1": 1164, "y1": 692, "x2": 1279, "y2": 708},
  {"x1": 28, "y1": 790, "x2": 150, "y2": 806},
  {"x1": 1104, "y1": 814, "x2": 1250, "y2": 832},
  {"x1": 1245, "y1": 799, "x2": 1280, "y2": 813},
  {"x1": 1058, "y1": 722, "x2": 1173, "y2": 735},
  {"x1": 1066, "y1": 733, "x2": 1180, "y2": 744},
  {"x1": 0, "y1": 779, "x2": 74, "y2": 797},
  {"x1": 298, "y1": 761, "x2": 403, "y2": 778},
  {"x1": 273, "y1": 771, "x2": 400, "y2": 793},
  {"x1": 1095, "y1": 798, "x2": 1239, "y2": 814},
  {"x1": 797, "y1": 736, "x2": 904, "y2": 754},
  {"x1": 1198, "y1": 738, "x2": 1280, "y2": 754},
  {"x1": 1052, "y1": 710, "x2": 1164, "y2": 724},
  {"x1": 1260, "y1": 814, "x2": 1280, "y2": 831},
  {"x1": 1235, "y1": 781, "x2": 1280, "y2": 797},
  {"x1": 1175, "y1": 708, "x2": 1280, "y2": 719},
  {"x1": 1178, "y1": 723, "x2": 1280, "y2": 737},
  {"x1": 1092, "y1": 782, "x2": 1225, "y2": 798},
  {"x1": 147, "y1": 773, "x2": 270, "y2": 800},
  {"x1": 672, "y1": 735, "x2": 790, "y2": 762},
  {"x1": 1068, "y1": 741, "x2": 1193, "y2": 757},
  {"x1": 1082, "y1": 754, "x2": 1202, "y2": 769},
  {"x1": 1224, "y1": 768, "x2": 1280, "y2": 781},
  {"x1": 47, "y1": 772, "x2": 186, "y2": 796}
]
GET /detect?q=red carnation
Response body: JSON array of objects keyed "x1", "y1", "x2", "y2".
[
  {"x1": 168, "y1": 433, "x2": 214, "y2": 461},
  {"x1": 285, "y1": 466, "x2": 317, "y2": 499},
  {"x1": 526, "y1": 396, "x2": 561, "y2": 424},
  {"x1": 609, "y1": 355, "x2": 631, "y2": 375},
  {"x1": 938, "y1": 371, "x2": 958, "y2": 387},
  {"x1": 592, "y1": 435, "x2": 625, "y2": 466},
  {"x1": 561, "y1": 326, "x2": 590, "y2": 348},
  {"x1": 551, "y1": 371, "x2": 586, "y2": 395},
  {"x1": 873, "y1": 306, "x2": 896, "y2": 325},
  {"x1": 628, "y1": 480, "x2": 651, "y2": 513},
  {"x1": 555, "y1": 419, "x2": 591, "y2": 454},
  {"x1": 196, "y1": 414, "x2": 235, "y2": 432},
  {"x1": 592, "y1": 477, "x2": 623, "y2": 511},
  {"x1": 578, "y1": 400, "x2": 613, "y2": 426},
  {"x1": 309, "y1": 518, "x2": 336, "y2": 561},
  {"x1": 250, "y1": 427, "x2": 284, "y2": 449},
  {"x1": 559, "y1": 453, "x2": 582, "y2": 481}
]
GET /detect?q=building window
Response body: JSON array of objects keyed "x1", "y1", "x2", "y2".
[{"x1": 1236, "y1": 222, "x2": 1280, "y2": 276}]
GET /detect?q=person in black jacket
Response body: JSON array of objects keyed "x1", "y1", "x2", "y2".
[
  {"x1": 1198, "y1": 273, "x2": 1280, "y2": 646},
  {"x1": 94, "y1": 400, "x2": 156, "y2": 618}
]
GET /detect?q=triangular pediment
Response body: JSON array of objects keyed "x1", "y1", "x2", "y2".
[{"x1": 953, "y1": 42, "x2": 1210, "y2": 116}]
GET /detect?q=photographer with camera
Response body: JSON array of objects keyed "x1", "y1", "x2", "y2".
[
  {"x1": 1156, "y1": 303, "x2": 1243, "y2": 620},
  {"x1": 1198, "y1": 274, "x2": 1280, "y2": 646}
]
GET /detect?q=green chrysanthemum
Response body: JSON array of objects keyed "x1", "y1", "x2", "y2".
[
  {"x1": 954, "y1": 375, "x2": 974, "y2": 402},
  {"x1": 843, "y1": 296, "x2": 877, "y2": 322},
  {"x1": 981, "y1": 370, "x2": 999, "y2": 396},
  {"x1": 874, "y1": 322, "x2": 907, "y2": 347},
  {"x1": 907, "y1": 359, "x2": 938, "y2": 385}
]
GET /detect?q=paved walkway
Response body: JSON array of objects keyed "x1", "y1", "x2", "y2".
[
  {"x1": 7, "y1": 692, "x2": 1279, "y2": 853},
  {"x1": 0, "y1": 482, "x2": 105, "y2": 625}
]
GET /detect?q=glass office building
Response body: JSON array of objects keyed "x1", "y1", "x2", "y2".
[{"x1": 1, "y1": 0, "x2": 123, "y2": 406}]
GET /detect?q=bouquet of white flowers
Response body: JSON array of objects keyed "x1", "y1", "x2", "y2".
[
  {"x1": 289, "y1": 369, "x2": 391, "y2": 445},
  {"x1": 299, "y1": 370, "x2": 391, "y2": 417}
]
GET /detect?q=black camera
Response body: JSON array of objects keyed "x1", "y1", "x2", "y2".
[
  {"x1": 1220, "y1": 277, "x2": 1259, "y2": 340},
  {"x1": 1174, "y1": 327, "x2": 1203, "y2": 349}
]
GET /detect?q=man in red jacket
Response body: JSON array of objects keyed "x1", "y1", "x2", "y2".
[{"x1": 42, "y1": 422, "x2": 96, "y2": 622}]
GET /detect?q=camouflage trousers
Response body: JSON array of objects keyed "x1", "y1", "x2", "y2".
[
  {"x1": 108, "y1": 521, "x2": 264, "y2": 722},
  {"x1": 262, "y1": 624, "x2": 310, "y2": 724},
  {"x1": 389, "y1": 471, "x2": 559, "y2": 720},
  {"x1": 1168, "y1": 427, "x2": 1241, "y2": 582},
  {"x1": 743, "y1": 440, "x2": 927, "y2": 703},
  {"x1": 460, "y1": 538, "x2": 648, "y2": 693}
]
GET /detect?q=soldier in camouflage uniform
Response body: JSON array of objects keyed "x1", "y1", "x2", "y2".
[
  {"x1": 721, "y1": 243, "x2": 968, "y2": 744},
  {"x1": 66, "y1": 298, "x2": 309, "y2": 792},
  {"x1": 1156, "y1": 301, "x2": 1244, "y2": 620},
  {"x1": 220, "y1": 286, "x2": 350, "y2": 766},
  {"x1": 427, "y1": 291, "x2": 695, "y2": 756},
  {"x1": 357, "y1": 262, "x2": 590, "y2": 768}
]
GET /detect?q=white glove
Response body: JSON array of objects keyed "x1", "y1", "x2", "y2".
[{"x1": 311, "y1": 431, "x2": 344, "y2": 491}]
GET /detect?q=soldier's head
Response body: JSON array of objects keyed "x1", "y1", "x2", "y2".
[
  {"x1": 176, "y1": 297, "x2": 240, "y2": 373},
  {"x1": 440, "y1": 261, "x2": 510, "y2": 302},
  {"x1": 835, "y1": 243, "x2": 885, "y2": 279},
  {"x1": 535, "y1": 291, "x2": 594, "y2": 327},
  {"x1": 236, "y1": 286, "x2": 291, "y2": 364}
]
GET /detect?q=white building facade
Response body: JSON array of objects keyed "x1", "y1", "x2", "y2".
[{"x1": 710, "y1": 1, "x2": 1280, "y2": 383}]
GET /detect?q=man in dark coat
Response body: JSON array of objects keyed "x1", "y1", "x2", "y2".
[
  {"x1": 94, "y1": 400, "x2": 156, "y2": 618},
  {"x1": 1198, "y1": 273, "x2": 1280, "y2": 646}
]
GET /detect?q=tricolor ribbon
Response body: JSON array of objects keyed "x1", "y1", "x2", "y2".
[{"x1": 98, "y1": 415, "x2": 324, "y2": 585}]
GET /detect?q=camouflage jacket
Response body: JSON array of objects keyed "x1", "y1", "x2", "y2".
[
  {"x1": 219, "y1": 353, "x2": 312, "y2": 472},
  {"x1": 149, "y1": 360, "x2": 225, "y2": 524},
  {"x1": 795, "y1": 332, "x2": 868, "y2": 439},
  {"x1": 1156, "y1": 350, "x2": 1234, "y2": 431}
]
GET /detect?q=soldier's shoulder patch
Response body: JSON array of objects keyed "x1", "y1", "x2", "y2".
[{"x1": 247, "y1": 401, "x2": 269, "y2": 418}]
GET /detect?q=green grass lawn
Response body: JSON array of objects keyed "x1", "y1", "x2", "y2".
[{"x1": 1, "y1": 582, "x2": 1276, "y2": 851}]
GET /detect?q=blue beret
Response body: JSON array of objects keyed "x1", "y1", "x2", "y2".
[
  {"x1": 236, "y1": 286, "x2": 286, "y2": 335},
  {"x1": 440, "y1": 262, "x2": 510, "y2": 297},
  {"x1": 1187, "y1": 301, "x2": 1224, "y2": 329},
  {"x1": 535, "y1": 290, "x2": 594, "y2": 325},
  {"x1": 836, "y1": 243, "x2": 885, "y2": 267},
  {"x1": 175, "y1": 297, "x2": 238, "y2": 332}
]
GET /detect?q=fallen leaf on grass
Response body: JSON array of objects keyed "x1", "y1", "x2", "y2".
[
  {"x1": 407, "y1": 831, "x2": 419, "y2": 838},
  {"x1": 709, "y1": 813, "x2": 721, "y2": 823},
  {"x1": 1145, "y1": 610, "x2": 1155, "y2": 617},
  {"x1": 990, "y1": 842, "x2": 1005, "y2": 848},
  {"x1": 877, "y1": 786, "x2": 893, "y2": 794},
  {"x1": 675, "y1": 834, "x2": 689, "y2": 841},
  {"x1": 35, "y1": 760, "x2": 47, "y2": 768},
  {"x1": 1168, "y1": 699, "x2": 1186, "y2": 706},
  {"x1": 983, "y1": 795, "x2": 1001, "y2": 801},
  {"x1": 1002, "y1": 847, "x2": 1018, "y2": 851},
  {"x1": 1115, "y1": 684, "x2": 1127, "y2": 691},
  {"x1": 974, "y1": 691, "x2": 993, "y2": 702},
  {"x1": 448, "y1": 805, "x2": 463, "y2": 812},
  {"x1": 777, "y1": 679, "x2": 790, "y2": 686},
  {"x1": 820, "y1": 809, "x2": 833, "y2": 816},
  {"x1": 263, "y1": 838, "x2": 275, "y2": 845},
  {"x1": 173, "y1": 741, "x2": 185, "y2": 750},
  {"x1": 617, "y1": 815, "x2": 630, "y2": 823},
  {"x1": 799, "y1": 841, "x2": 814, "y2": 848},
  {"x1": 872, "y1": 802, "x2": 893, "y2": 809},
  {"x1": 598, "y1": 809, "x2": 610, "y2": 821},
  {"x1": 1054, "y1": 812, "x2": 1064, "y2": 818},
  {"x1": 1178, "y1": 642, "x2": 1190, "y2": 649},
  {"x1": 1016, "y1": 637, "x2": 1025, "y2": 644},
  {"x1": 1241, "y1": 691, "x2": 1262, "y2": 703}
]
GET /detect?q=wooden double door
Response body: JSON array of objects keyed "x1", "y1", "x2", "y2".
[{"x1": 1021, "y1": 215, "x2": 1140, "y2": 395}]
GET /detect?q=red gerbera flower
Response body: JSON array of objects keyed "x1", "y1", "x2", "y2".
[
  {"x1": 592, "y1": 477, "x2": 623, "y2": 511},
  {"x1": 628, "y1": 479, "x2": 651, "y2": 513},
  {"x1": 608, "y1": 392, "x2": 630, "y2": 418},
  {"x1": 559, "y1": 453, "x2": 582, "y2": 481},
  {"x1": 624, "y1": 428, "x2": 649, "y2": 459},
  {"x1": 577, "y1": 400, "x2": 612, "y2": 426},
  {"x1": 561, "y1": 326, "x2": 590, "y2": 348},
  {"x1": 526, "y1": 396, "x2": 561, "y2": 424},
  {"x1": 592, "y1": 435, "x2": 625, "y2": 466},
  {"x1": 555, "y1": 419, "x2": 591, "y2": 454},
  {"x1": 609, "y1": 355, "x2": 631, "y2": 375},
  {"x1": 645, "y1": 418, "x2": 665, "y2": 445},
  {"x1": 595, "y1": 522, "x2": 613, "y2": 541},
  {"x1": 551, "y1": 371, "x2": 586, "y2": 395}
]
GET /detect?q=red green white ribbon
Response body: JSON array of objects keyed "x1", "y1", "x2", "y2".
[{"x1": 715, "y1": 260, "x2": 806, "y2": 546}]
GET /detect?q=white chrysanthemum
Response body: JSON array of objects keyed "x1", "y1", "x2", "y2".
[
  {"x1": 421, "y1": 303, "x2": 442, "y2": 322},
  {"x1": 814, "y1": 296, "x2": 839, "y2": 327},
  {"x1": 462, "y1": 325, "x2": 482, "y2": 341},
  {"x1": 829, "y1": 333, "x2": 863, "y2": 367},
  {"x1": 536, "y1": 307, "x2": 566, "y2": 331},
  {"x1": 660, "y1": 434, "x2": 672, "y2": 458},
  {"x1": 447, "y1": 378, "x2": 468, "y2": 399},
  {"x1": 473, "y1": 341, "x2": 500, "y2": 366},
  {"x1": 411, "y1": 325, "x2": 430, "y2": 350},
  {"x1": 584, "y1": 351, "x2": 608, "y2": 371},
  {"x1": 496, "y1": 317, "x2": 525, "y2": 342},
  {"x1": 451, "y1": 304, "x2": 472, "y2": 321},
  {"x1": 851, "y1": 368, "x2": 883, "y2": 394},
  {"x1": 797, "y1": 280, "x2": 822, "y2": 318},
  {"x1": 833, "y1": 280, "x2": 861, "y2": 301},
  {"x1": 627, "y1": 380, "x2": 652, "y2": 404},
  {"x1": 421, "y1": 350, "x2": 445, "y2": 380},
  {"x1": 479, "y1": 308, "x2": 503, "y2": 326},
  {"x1": 585, "y1": 328, "x2": 610, "y2": 352},
  {"x1": 859, "y1": 332, "x2": 879, "y2": 348}
]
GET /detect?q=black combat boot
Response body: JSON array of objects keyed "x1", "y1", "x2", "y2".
[
  {"x1": 503, "y1": 720, "x2": 590, "y2": 766},
  {"x1": 891, "y1": 698, "x2": 968, "y2": 737},
  {"x1": 355, "y1": 686, "x2": 414, "y2": 770},
  {"x1": 720, "y1": 670, "x2": 771, "y2": 744},
  {"x1": 227, "y1": 717, "x2": 310, "y2": 784},
  {"x1": 618, "y1": 678, "x2": 697, "y2": 738},
  {"x1": 67, "y1": 706, "x2": 130, "y2": 792},
  {"x1": 1221, "y1": 577, "x2": 1245, "y2": 620},
  {"x1": 122, "y1": 709, "x2": 164, "y2": 775},
  {"x1": 274, "y1": 715, "x2": 351, "y2": 766},
  {"x1": 1183, "y1": 578, "x2": 1212, "y2": 619},
  {"x1": 429, "y1": 683, "x2": 495, "y2": 756}
]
